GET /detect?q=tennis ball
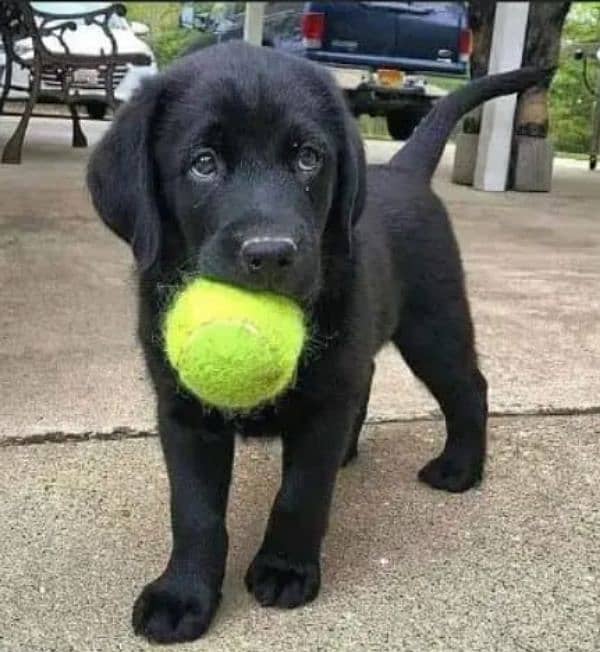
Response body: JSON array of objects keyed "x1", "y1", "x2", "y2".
[{"x1": 163, "y1": 278, "x2": 306, "y2": 411}]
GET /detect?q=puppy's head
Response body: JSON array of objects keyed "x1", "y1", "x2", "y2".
[{"x1": 87, "y1": 41, "x2": 365, "y2": 305}]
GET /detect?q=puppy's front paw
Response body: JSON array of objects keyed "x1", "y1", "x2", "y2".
[
  {"x1": 419, "y1": 450, "x2": 483, "y2": 493},
  {"x1": 132, "y1": 573, "x2": 220, "y2": 644},
  {"x1": 245, "y1": 552, "x2": 320, "y2": 608}
]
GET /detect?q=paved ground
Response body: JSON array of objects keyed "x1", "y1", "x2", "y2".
[
  {"x1": 2, "y1": 415, "x2": 598, "y2": 652},
  {"x1": 1, "y1": 116, "x2": 599, "y2": 651}
]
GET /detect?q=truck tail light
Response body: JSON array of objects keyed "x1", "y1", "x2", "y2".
[
  {"x1": 302, "y1": 12, "x2": 325, "y2": 49},
  {"x1": 459, "y1": 27, "x2": 473, "y2": 63}
]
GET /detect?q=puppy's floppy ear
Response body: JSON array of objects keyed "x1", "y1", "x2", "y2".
[
  {"x1": 87, "y1": 76, "x2": 164, "y2": 272},
  {"x1": 331, "y1": 110, "x2": 366, "y2": 250}
]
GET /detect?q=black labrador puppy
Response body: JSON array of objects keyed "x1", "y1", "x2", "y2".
[{"x1": 87, "y1": 41, "x2": 546, "y2": 643}]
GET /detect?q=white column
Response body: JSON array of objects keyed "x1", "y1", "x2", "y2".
[
  {"x1": 243, "y1": 2, "x2": 266, "y2": 46},
  {"x1": 473, "y1": 2, "x2": 530, "y2": 191}
]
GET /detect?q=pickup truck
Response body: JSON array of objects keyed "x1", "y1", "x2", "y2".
[
  {"x1": 181, "y1": 2, "x2": 471, "y2": 140},
  {"x1": 301, "y1": 1, "x2": 471, "y2": 139}
]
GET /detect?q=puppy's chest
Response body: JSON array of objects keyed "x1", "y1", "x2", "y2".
[{"x1": 234, "y1": 405, "x2": 282, "y2": 439}]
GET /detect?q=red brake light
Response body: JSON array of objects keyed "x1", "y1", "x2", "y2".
[
  {"x1": 302, "y1": 12, "x2": 325, "y2": 49},
  {"x1": 459, "y1": 28, "x2": 473, "y2": 62}
]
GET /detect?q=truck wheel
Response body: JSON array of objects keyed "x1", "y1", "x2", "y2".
[
  {"x1": 386, "y1": 106, "x2": 430, "y2": 141},
  {"x1": 86, "y1": 102, "x2": 107, "y2": 120}
]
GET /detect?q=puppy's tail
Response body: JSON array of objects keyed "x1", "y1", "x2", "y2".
[{"x1": 389, "y1": 66, "x2": 555, "y2": 181}]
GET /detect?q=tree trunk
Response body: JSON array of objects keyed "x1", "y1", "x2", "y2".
[
  {"x1": 516, "y1": 2, "x2": 571, "y2": 137},
  {"x1": 467, "y1": 1, "x2": 570, "y2": 137},
  {"x1": 468, "y1": 0, "x2": 496, "y2": 80}
]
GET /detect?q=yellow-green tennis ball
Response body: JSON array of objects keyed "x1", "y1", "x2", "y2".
[{"x1": 163, "y1": 278, "x2": 306, "y2": 411}]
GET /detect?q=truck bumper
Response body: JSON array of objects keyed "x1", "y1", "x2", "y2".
[
  {"x1": 306, "y1": 50, "x2": 467, "y2": 76},
  {"x1": 319, "y1": 63, "x2": 440, "y2": 116},
  {"x1": 348, "y1": 85, "x2": 433, "y2": 116}
]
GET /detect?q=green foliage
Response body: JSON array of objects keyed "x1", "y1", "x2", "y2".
[
  {"x1": 124, "y1": 2, "x2": 215, "y2": 68},
  {"x1": 151, "y1": 29, "x2": 212, "y2": 68},
  {"x1": 124, "y1": 2, "x2": 181, "y2": 31},
  {"x1": 549, "y1": 2, "x2": 600, "y2": 154}
]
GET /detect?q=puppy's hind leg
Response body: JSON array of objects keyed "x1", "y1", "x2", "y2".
[
  {"x1": 393, "y1": 299, "x2": 488, "y2": 493},
  {"x1": 342, "y1": 360, "x2": 375, "y2": 467}
]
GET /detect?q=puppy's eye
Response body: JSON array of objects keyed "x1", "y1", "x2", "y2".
[
  {"x1": 297, "y1": 145, "x2": 321, "y2": 173},
  {"x1": 190, "y1": 149, "x2": 218, "y2": 179}
]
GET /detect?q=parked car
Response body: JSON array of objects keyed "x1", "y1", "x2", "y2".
[
  {"x1": 302, "y1": 1, "x2": 472, "y2": 139},
  {"x1": 0, "y1": 1, "x2": 157, "y2": 119}
]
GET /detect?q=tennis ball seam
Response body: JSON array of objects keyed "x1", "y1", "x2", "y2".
[
  {"x1": 170, "y1": 319, "x2": 267, "y2": 369},
  {"x1": 174, "y1": 322, "x2": 284, "y2": 391}
]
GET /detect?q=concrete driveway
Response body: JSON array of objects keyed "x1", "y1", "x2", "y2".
[{"x1": 1, "y1": 116, "x2": 599, "y2": 651}]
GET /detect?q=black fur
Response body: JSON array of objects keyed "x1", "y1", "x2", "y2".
[{"x1": 87, "y1": 41, "x2": 548, "y2": 644}]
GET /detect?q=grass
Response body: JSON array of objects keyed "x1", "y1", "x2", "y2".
[
  {"x1": 358, "y1": 115, "x2": 391, "y2": 140},
  {"x1": 555, "y1": 150, "x2": 591, "y2": 161}
]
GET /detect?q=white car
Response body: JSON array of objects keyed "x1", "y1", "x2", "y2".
[{"x1": 0, "y1": 1, "x2": 157, "y2": 118}]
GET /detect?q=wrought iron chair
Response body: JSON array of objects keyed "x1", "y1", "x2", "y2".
[{"x1": 0, "y1": 1, "x2": 151, "y2": 164}]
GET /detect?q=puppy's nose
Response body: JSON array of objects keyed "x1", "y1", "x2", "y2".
[{"x1": 240, "y1": 237, "x2": 297, "y2": 274}]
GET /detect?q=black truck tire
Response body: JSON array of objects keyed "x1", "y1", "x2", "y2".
[{"x1": 386, "y1": 105, "x2": 431, "y2": 141}]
